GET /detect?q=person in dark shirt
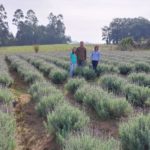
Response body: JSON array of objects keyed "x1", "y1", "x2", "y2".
[{"x1": 76, "y1": 41, "x2": 87, "y2": 66}]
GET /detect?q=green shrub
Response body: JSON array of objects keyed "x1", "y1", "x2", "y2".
[
  {"x1": 100, "y1": 75, "x2": 126, "y2": 95},
  {"x1": 95, "y1": 98, "x2": 132, "y2": 119},
  {"x1": 49, "y1": 69, "x2": 68, "y2": 84},
  {"x1": 0, "y1": 111, "x2": 16, "y2": 150},
  {"x1": 82, "y1": 67, "x2": 96, "y2": 80},
  {"x1": 36, "y1": 93, "x2": 65, "y2": 117},
  {"x1": 96, "y1": 64, "x2": 118, "y2": 76},
  {"x1": 65, "y1": 78, "x2": 86, "y2": 94},
  {"x1": 119, "y1": 114, "x2": 150, "y2": 150},
  {"x1": 64, "y1": 133, "x2": 120, "y2": 150},
  {"x1": 119, "y1": 63, "x2": 134, "y2": 75},
  {"x1": 0, "y1": 89, "x2": 14, "y2": 104},
  {"x1": 128, "y1": 73, "x2": 150, "y2": 88},
  {"x1": 74, "y1": 67, "x2": 83, "y2": 77},
  {"x1": 0, "y1": 74, "x2": 14, "y2": 87},
  {"x1": 29, "y1": 82, "x2": 58, "y2": 102},
  {"x1": 23, "y1": 71, "x2": 44, "y2": 83},
  {"x1": 75, "y1": 84, "x2": 132, "y2": 119},
  {"x1": 33, "y1": 45, "x2": 39, "y2": 53},
  {"x1": 45, "y1": 103, "x2": 89, "y2": 142},
  {"x1": 119, "y1": 37, "x2": 134, "y2": 51},
  {"x1": 134, "y1": 62, "x2": 150, "y2": 73},
  {"x1": 124, "y1": 84, "x2": 150, "y2": 106}
]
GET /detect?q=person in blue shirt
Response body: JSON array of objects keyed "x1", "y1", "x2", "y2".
[
  {"x1": 91, "y1": 45, "x2": 101, "y2": 71},
  {"x1": 70, "y1": 47, "x2": 77, "y2": 77}
]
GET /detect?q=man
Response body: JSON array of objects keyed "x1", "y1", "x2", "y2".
[{"x1": 76, "y1": 41, "x2": 87, "y2": 66}]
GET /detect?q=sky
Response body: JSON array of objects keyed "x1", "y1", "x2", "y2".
[{"x1": 1, "y1": 0, "x2": 150, "y2": 43}]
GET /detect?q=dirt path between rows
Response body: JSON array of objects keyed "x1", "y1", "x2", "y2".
[{"x1": 8, "y1": 68, "x2": 59, "y2": 150}]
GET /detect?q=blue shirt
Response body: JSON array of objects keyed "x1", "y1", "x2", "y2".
[
  {"x1": 70, "y1": 53, "x2": 77, "y2": 64},
  {"x1": 91, "y1": 51, "x2": 101, "y2": 61}
]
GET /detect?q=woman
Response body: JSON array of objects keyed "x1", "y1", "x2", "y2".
[
  {"x1": 70, "y1": 47, "x2": 77, "y2": 77},
  {"x1": 91, "y1": 45, "x2": 101, "y2": 71}
]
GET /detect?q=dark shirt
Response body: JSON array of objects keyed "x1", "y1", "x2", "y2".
[{"x1": 76, "y1": 47, "x2": 86, "y2": 62}]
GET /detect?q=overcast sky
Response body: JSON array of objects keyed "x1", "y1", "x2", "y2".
[{"x1": 1, "y1": 0, "x2": 150, "y2": 43}]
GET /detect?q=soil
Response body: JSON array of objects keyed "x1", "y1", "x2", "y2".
[{"x1": 8, "y1": 68, "x2": 60, "y2": 150}]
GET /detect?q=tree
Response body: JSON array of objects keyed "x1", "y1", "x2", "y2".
[
  {"x1": 102, "y1": 17, "x2": 150, "y2": 44},
  {"x1": 102, "y1": 26, "x2": 111, "y2": 44},
  {"x1": 12, "y1": 9, "x2": 24, "y2": 27},
  {"x1": 0, "y1": 4, "x2": 10, "y2": 46}
]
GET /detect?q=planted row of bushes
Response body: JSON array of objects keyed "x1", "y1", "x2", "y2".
[
  {"x1": 119, "y1": 114, "x2": 150, "y2": 150},
  {"x1": 6, "y1": 55, "x2": 44, "y2": 84},
  {"x1": 63, "y1": 132, "x2": 119, "y2": 150},
  {"x1": 0, "y1": 111, "x2": 16, "y2": 150},
  {"x1": 39, "y1": 55, "x2": 120, "y2": 80},
  {"x1": 29, "y1": 81, "x2": 89, "y2": 143},
  {"x1": 0, "y1": 57, "x2": 13, "y2": 87},
  {"x1": 0, "y1": 57, "x2": 16, "y2": 149},
  {"x1": 22, "y1": 55, "x2": 68, "y2": 84},
  {"x1": 128, "y1": 73, "x2": 150, "y2": 88},
  {"x1": 118, "y1": 62, "x2": 150, "y2": 75},
  {"x1": 65, "y1": 78, "x2": 132, "y2": 119},
  {"x1": 99, "y1": 75, "x2": 150, "y2": 106},
  {"x1": 40, "y1": 55, "x2": 70, "y2": 70},
  {"x1": 63, "y1": 110, "x2": 150, "y2": 150},
  {"x1": 8, "y1": 55, "x2": 89, "y2": 144}
]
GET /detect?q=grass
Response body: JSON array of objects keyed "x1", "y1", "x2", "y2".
[{"x1": 0, "y1": 44, "x2": 118, "y2": 54}]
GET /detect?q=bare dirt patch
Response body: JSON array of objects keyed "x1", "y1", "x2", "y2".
[{"x1": 8, "y1": 68, "x2": 59, "y2": 150}]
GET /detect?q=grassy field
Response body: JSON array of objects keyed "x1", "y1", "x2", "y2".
[{"x1": 0, "y1": 44, "x2": 118, "y2": 54}]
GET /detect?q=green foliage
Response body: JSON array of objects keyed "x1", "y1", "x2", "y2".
[
  {"x1": 75, "y1": 84, "x2": 132, "y2": 119},
  {"x1": 119, "y1": 37, "x2": 134, "y2": 51},
  {"x1": 7, "y1": 55, "x2": 44, "y2": 84},
  {"x1": 45, "y1": 103, "x2": 89, "y2": 142},
  {"x1": 33, "y1": 45, "x2": 39, "y2": 53},
  {"x1": 124, "y1": 84, "x2": 150, "y2": 106},
  {"x1": 65, "y1": 78, "x2": 86, "y2": 94},
  {"x1": 128, "y1": 73, "x2": 150, "y2": 87},
  {"x1": 0, "y1": 111, "x2": 16, "y2": 150},
  {"x1": 74, "y1": 67, "x2": 83, "y2": 77},
  {"x1": 82, "y1": 67, "x2": 96, "y2": 80},
  {"x1": 41, "y1": 56, "x2": 70, "y2": 70},
  {"x1": 49, "y1": 68, "x2": 68, "y2": 84},
  {"x1": 0, "y1": 88, "x2": 14, "y2": 104},
  {"x1": 64, "y1": 133, "x2": 119, "y2": 150},
  {"x1": 134, "y1": 62, "x2": 150, "y2": 73},
  {"x1": 36, "y1": 93, "x2": 65, "y2": 117},
  {"x1": 102, "y1": 17, "x2": 150, "y2": 44},
  {"x1": 96, "y1": 64, "x2": 118, "y2": 76},
  {"x1": 100, "y1": 75, "x2": 126, "y2": 95},
  {"x1": 0, "y1": 74, "x2": 14, "y2": 87},
  {"x1": 29, "y1": 82, "x2": 58, "y2": 102},
  {"x1": 119, "y1": 63, "x2": 134, "y2": 75},
  {"x1": 119, "y1": 114, "x2": 150, "y2": 150}
]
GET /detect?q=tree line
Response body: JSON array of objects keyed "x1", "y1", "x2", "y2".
[
  {"x1": 0, "y1": 4, "x2": 71, "y2": 46},
  {"x1": 102, "y1": 17, "x2": 150, "y2": 44}
]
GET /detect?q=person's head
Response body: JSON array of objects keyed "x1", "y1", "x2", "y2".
[
  {"x1": 80, "y1": 41, "x2": 84, "y2": 47},
  {"x1": 94, "y1": 45, "x2": 99, "y2": 51},
  {"x1": 72, "y1": 47, "x2": 76, "y2": 54}
]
